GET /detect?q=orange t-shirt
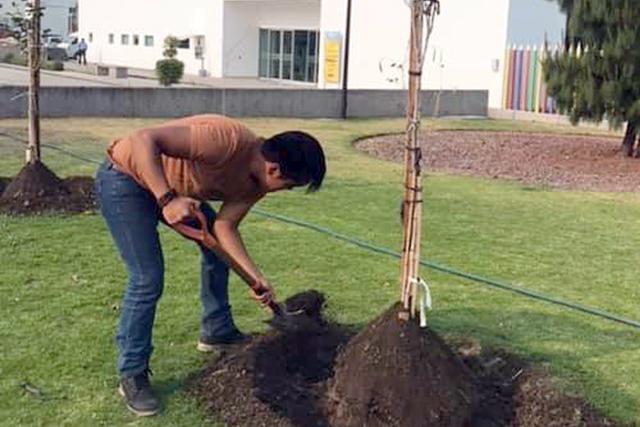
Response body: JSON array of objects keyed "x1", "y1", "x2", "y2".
[{"x1": 106, "y1": 114, "x2": 265, "y2": 203}]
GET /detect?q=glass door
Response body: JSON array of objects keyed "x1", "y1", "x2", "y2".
[
  {"x1": 259, "y1": 28, "x2": 319, "y2": 83},
  {"x1": 293, "y1": 30, "x2": 308, "y2": 81}
]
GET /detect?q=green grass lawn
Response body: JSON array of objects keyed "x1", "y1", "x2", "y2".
[{"x1": 1, "y1": 117, "x2": 639, "y2": 426}]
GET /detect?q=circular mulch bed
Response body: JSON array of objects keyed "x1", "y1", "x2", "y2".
[
  {"x1": 189, "y1": 292, "x2": 621, "y2": 427},
  {"x1": 356, "y1": 131, "x2": 640, "y2": 192}
]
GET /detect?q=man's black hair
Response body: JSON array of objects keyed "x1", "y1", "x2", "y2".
[{"x1": 261, "y1": 131, "x2": 326, "y2": 192}]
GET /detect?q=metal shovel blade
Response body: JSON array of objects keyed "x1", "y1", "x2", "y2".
[{"x1": 266, "y1": 304, "x2": 324, "y2": 333}]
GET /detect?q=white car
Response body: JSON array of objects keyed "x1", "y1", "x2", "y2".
[
  {"x1": 43, "y1": 33, "x2": 64, "y2": 46},
  {"x1": 56, "y1": 33, "x2": 81, "y2": 60}
]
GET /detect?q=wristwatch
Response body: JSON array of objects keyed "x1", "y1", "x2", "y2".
[{"x1": 157, "y1": 189, "x2": 177, "y2": 208}]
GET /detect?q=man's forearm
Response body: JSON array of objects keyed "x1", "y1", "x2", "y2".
[{"x1": 213, "y1": 223, "x2": 264, "y2": 284}]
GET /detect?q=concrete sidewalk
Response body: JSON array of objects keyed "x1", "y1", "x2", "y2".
[
  {"x1": 0, "y1": 62, "x2": 195, "y2": 87},
  {"x1": 1, "y1": 61, "x2": 309, "y2": 89},
  {"x1": 63, "y1": 62, "x2": 310, "y2": 89}
]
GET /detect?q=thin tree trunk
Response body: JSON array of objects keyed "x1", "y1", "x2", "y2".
[
  {"x1": 622, "y1": 122, "x2": 636, "y2": 158},
  {"x1": 26, "y1": 0, "x2": 41, "y2": 164}
]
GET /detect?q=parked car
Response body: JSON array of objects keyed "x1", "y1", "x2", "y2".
[
  {"x1": 43, "y1": 33, "x2": 64, "y2": 47},
  {"x1": 56, "y1": 33, "x2": 81, "y2": 60}
]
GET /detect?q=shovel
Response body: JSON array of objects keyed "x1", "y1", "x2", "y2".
[{"x1": 172, "y1": 208, "x2": 310, "y2": 332}]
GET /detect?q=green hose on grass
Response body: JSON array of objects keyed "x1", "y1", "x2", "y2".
[
  {"x1": 2, "y1": 135, "x2": 637, "y2": 331},
  {"x1": 252, "y1": 207, "x2": 640, "y2": 331}
]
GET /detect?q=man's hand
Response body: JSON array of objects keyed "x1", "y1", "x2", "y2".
[
  {"x1": 248, "y1": 278, "x2": 275, "y2": 307},
  {"x1": 162, "y1": 196, "x2": 201, "y2": 225}
]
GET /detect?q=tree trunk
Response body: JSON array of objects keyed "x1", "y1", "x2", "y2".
[
  {"x1": 26, "y1": 0, "x2": 41, "y2": 164},
  {"x1": 622, "y1": 122, "x2": 636, "y2": 157}
]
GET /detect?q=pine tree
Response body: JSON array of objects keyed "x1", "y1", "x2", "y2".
[{"x1": 544, "y1": 0, "x2": 640, "y2": 157}]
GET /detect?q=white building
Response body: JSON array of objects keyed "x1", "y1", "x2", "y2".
[
  {"x1": 0, "y1": 0, "x2": 77, "y2": 36},
  {"x1": 78, "y1": 0, "x2": 565, "y2": 109}
]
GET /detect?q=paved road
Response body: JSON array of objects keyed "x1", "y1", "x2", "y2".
[
  {"x1": 0, "y1": 63, "x2": 309, "y2": 89},
  {"x1": 0, "y1": 63, "x2": 198, "y2": 87}
]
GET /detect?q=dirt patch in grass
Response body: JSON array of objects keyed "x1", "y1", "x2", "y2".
[
  {"x1": 189, "y1": 293, "x2": 622, "y2": 427},
  {"x1": 0, "y1": 162, "x2": 95, "y2": 215},
  {"x1": 356, "y1": 131, "x2": 640, "y2": 192}
]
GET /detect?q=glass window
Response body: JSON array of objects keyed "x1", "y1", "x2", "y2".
[
  {"x1": 88, "y1": 32, "x2": 93, "y2": 42},
  {"x1": 108, "y1": 33, "x2": 114, "y2": 44},
  {"x1": 177, "y1": 38, "x2": 190, "y2": 49},
  {"x1": 269, "y1": 30, "x2": 281, "y2": 79},
  {"x1": 259, "y1": 29, "x2": 269, "y2": 78},
  {"x1": 144, "y1": 35, "x2": 154, "y2": 47},
  {"x1": 282, "y1": 31, "x2": 292, "y2": 80},
  {"x1": 121, "y1": 34, "x2": 129, "y2": 45},
  {"x1": 133, "y1": 35, "x2": 139, "y2": 46}
]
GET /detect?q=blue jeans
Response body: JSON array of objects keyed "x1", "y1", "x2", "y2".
[{"x1": 95, "y1": 161, "x2": 236, "y2": 377}]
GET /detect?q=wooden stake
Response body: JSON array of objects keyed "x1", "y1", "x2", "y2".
[
  {"x1": 26, "y1": 0, "x2": 41, "y2": 164},
  {"x1": 399, "y1": 0, "x2": 439, "y2": 320},
  {"x1": 399, "y1": 0, "x2": 424, "y2": 313}
]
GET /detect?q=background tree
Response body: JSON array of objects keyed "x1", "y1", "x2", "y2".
[
  {"x1": 0, "y1": 0, "x2": 70, "y2": 211},
  {"x1": 544, "y1": 0, "x2": 640, "y2": 157}
]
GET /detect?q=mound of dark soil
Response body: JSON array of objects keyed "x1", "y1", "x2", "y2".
[
  {"x1": 0, "y1": 162, "x2": 95, "y2": 215},
  {"x1": 190, "y1": 295, "x2": 625, "y2": 427},
  {"x1": 190, "y1": 291, "x2": 351, "y2": 427},
  {"x1": 0, "y1": 177, "x2": 10, "y2": 195},
  {"x1": 511, "y1": 371, "x2": 620, "y2": 426},
  {"x1": 326, "y1": 304, "x2": 478, "y2": 427}
]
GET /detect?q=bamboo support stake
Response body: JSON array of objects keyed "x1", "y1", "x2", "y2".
[{"x1": 399, "y1": 0, "x2": 440, "y2": 319}]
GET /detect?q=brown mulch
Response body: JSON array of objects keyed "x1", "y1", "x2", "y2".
[
  {"x1": 356, "y1": 131, "x2": 640, "y2": 192},
  {"x1": 189, "y1": 293, "x2": 625, "y2": 427},
  {"x1": 0, "y1": 161, "x2": 95, "y2": 215}
]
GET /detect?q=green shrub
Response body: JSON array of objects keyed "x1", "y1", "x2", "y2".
[
  {"x1": 2, "y1": 53, "x2": 16, "y2": 63},
  {"x1": 1, "y1": 53, "x2": 62, "y2": 71},
  {"x1": 155, "y1": 58, "x2": 184, "y2": 87},
  {"x1": 2, "y1": 53, "x2": 27, "y2": 66},
  {"x1": 45, "y1": 61, "x2": 64, "y2": 71},
  {"x1": 155, "y1": 35, "x2": 184, "y2": 87}
]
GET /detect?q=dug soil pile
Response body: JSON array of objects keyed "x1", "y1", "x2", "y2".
[
  {"x1": 326, "y1": 304, "x2": 477, "y2": 426},
  {"x1": 190, "y1": 290, "x2": 349, "y2": 427},
  {"x1": 190, "y1": 292, "x2": 621, "y2": 427},
  {"x1": 0, "y1": 161, "x2": 95, "y2": 215}
]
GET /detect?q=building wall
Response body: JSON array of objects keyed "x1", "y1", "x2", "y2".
[
  {"x1": 507, "y1": 0, "x2": 565, "y2": 46},
  {"x1": 0, "y1": 0, "x2": 75, "y2": 36},
  {"x1": 223, "y1": 0, "x2": 320, "y2": 77},
  {"x1": 75, "y1": 0, "x2": 555, "y2": 110},
  {"x1": 0, "y1": 85, "x2": 488, "y2": 118},
  {"x1": 0, "y1": 0, "x2": 14, "y2": 26},
  {"x1": 78, "y1": 0, "x2": 222, "y2": 75},
  {"x1": 43, "y1": 0, "x2": 76, "y2": 36},
  {"x1": 424, "y1": 0, "x2": 510, "y2": 109},
  {"x1": 318, "y1": 0, "x2": 347, "y2": 89},
  {"x1": 343, "y1": 0, "x2": 510, "y2": 109}
]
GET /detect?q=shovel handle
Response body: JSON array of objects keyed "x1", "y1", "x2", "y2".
[{"x1": 172, "y1": 208, "x2": 281, "y2": 314}]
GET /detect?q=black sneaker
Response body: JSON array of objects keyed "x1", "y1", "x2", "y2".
[
  {"x1": 118, "y1": 369, "x2": 160, "y2": 417},
  {"x1": 197, "y1": 329, "x2": 249, "y2": 352}
]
